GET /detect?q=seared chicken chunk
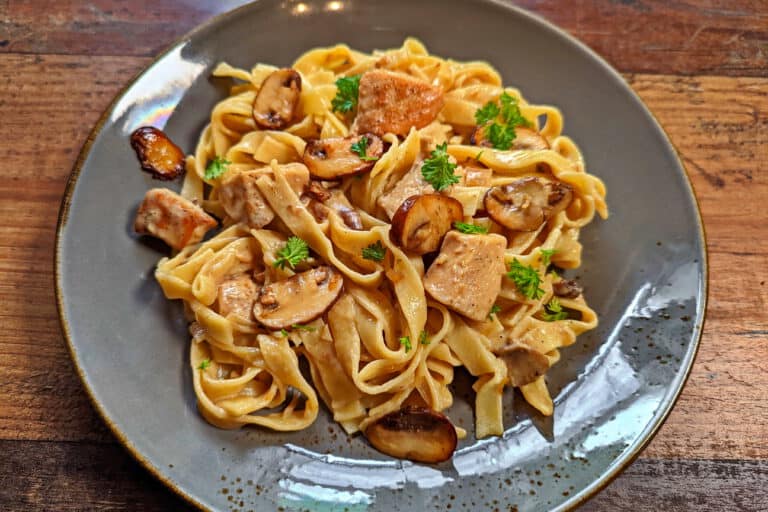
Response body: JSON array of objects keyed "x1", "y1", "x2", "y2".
[
  {"x1": 217, "y1": 274, "x2": 258, "y2": 320},
  {"x1": 134, "y1": 188, "x2": 217, "y2": 250},
  {"x1": 219, "y1": 164, "x2": 310, "y2": 228},
  {"x1": 423, "y1": 231, "x2": 507, "y2": 321},
  {"x1": 354, "y1": 69, "x2": 444, "y2": 137},
  {"x1": 377, "y1": 161, "x2": 436, "y2": 219}
]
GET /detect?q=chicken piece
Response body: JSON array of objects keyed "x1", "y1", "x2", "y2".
[
  {"x1": 423, "y1": 231, "x2": 507, "y2": 321},
  {"x1": 377, "y1": 161, "x2": 436, "y2": 219},
  {"x1": 459, "y1": 166, "x2": 493, "y2": 187},
  {"x1": 219, "y1": 164, "x2": 310, "y2": 228},
  {"x1": 217, "y1": 274, "x2": 258, "y2": 320},
  {"x1": 354, "y1": 69, "x2": 444, "y2": 137},
  {"x1": 134, "y1": 188, "x2": 217, "y2": 250}
]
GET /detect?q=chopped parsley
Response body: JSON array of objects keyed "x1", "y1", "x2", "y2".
[
  {"x1": 331, "y1": 74, "x2": 361, "y2": 113},
  {"x1": 197, "y1": 359, "x2": 211, "y2": 371},
  {"x1": 273, "y1": 236, "x2": 309, "y2": 270},
  {"x1": 474, "y1": 92, "x2": 532, "y2": 150},
  {"x1": 488, "y1": 304, "x2": 501, "y2": 320},
  {"x1": 506, "y1": 258, "x2": 545, "y2": 300},
  {"x1": 280, "y1": 329, "x2": 289, "y2": 337},
  {"x1": 350, "y1": 136, "x2": 379, "y2": 161},
  {"x1": 399, "y1": 335, "x2": 412, "y2": 352},
  {"x1": 421, "y1": 142, "x2": 459, "y2": 191},
  {"x1": 362, "y1": 240, "x2": 386, "y2": 262},
  {"x1": 292, "y1": 323, "x2": 316, "y2": 332},
  {"x1": 453, "y1": 221, "x2": 488, "y2": 234},
  {"x1": 541, "y1": 297, "x2": 569, "y2": 322},
  {"x1": 419, "y1": 330, "x2": 430, "y2": 345},
  {"x1": 540, "y1": 248, "x2": 557, "y2": 267},
  {"x1": 204, "y1": 156, "x2": 230, "y2": 180},
  {"x1": 475, "y1": 150, "x2": 484, "y2": 161}
]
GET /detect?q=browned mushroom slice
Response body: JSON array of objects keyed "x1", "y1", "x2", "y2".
[
  {"x1": 470, "y1": 126, "x2": 549, "y2": 151},
  {"x1": 390, "y1": 194, "x2": 463, "y2": 255},
  {"x1": 252, "y1": 68, "x2": 302, "y2": 130},
  {"x1": 252, "y1": 266, "x2": 343, "y2": 329},
  {"x1": 553, "y1": 278, "x2": 583, "y2": 298},
  {"x1": 133, "y1": 188, "x2": 217, "y2": 250},
  {"x1": 130, "y1": 126, "x2": 186, "y2": 180},
  {"x1": 303, "y1": 182, "x2": 364, "y2": 230},
  {"x1": 303, "y1": 134, "x2": 384, "y2": 180},
  {"x1": 495, "y1": 343, "x2": 550, "y2": 387},
  {"x1": 483, "y1": 177, "x2": 573, "y2": 231},
  {"x1": 365, "y1": 407, "x2": 457, "y2": 463},
  {"x1": 354, "y1": 69, "x2": 444, "y2": 137}
]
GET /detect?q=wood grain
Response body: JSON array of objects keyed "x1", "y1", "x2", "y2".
[{"x1": 1, "y1": 1, "x2": 767, "y2": 76}]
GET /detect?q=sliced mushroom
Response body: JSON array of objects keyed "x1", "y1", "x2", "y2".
[
  {"x1": 495, "y1": 343, "x2": 550, "y2": 387},
  {"x1": 133, "y1": 188, "x2": 217, "y2": 250},
  {"x1": 217, "y1": 274, "x2": 258, "y2": 320},
  {"x1": 303, "y1": 134, "x2": 384, "y2": 180},
  {"x1": 483, "y1": 177, "x2": 573, "y2": 231},
  {"x1": 130, "y1": 126, "x2": 186, "y2": 180},
  {"x1": 390, "y1": 194, "x2": 463, "y2": 255},
  {"x1": 470, "y1": 126, "x2": 549, "y2": 151},
  {"x1": 365, "y1": 407, "x2": 457, "y2": 463},
  {"x1": 252, "y1": 266, "x2": 343, "y2": 329},
  {"x1": 252, "y1": 68, "x2": 302, "y2": 130},
  {"x1": 553, "y1": 278, "x2": 583, "y2": 299},
  {"x1": 303, "y1": 182, "x2": 364, "y2": 230}
]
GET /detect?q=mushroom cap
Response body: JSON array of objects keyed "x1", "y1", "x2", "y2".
[
  {"x1": 495, "y1": 343, "x2": 550, "y2": 388},
  {"x1": 252, "y1": 266, "x2": 343, "y2": 329},
  {"x1": 252, "y1": 68, "x2": 302, "y2": 130},
  {"x1": 303, "y1": 134, "x2": 384, "y2": 180},
  {"x1": 484, "y1": 177, "x2": 573, "y2": 231},
  {"x1": 130, "y1": 126, "x2": 186, "y2": 181},
  {"x1": 390, "y1": 194, "x2": 464, "y2": 255},
  {"x1": 365, "y1": 406, "x2": 458, "y2": 463}
]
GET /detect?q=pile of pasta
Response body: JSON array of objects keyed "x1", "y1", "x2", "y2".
[{"x1": 155, "y1": 39, "x2": 607, "y2": 441}]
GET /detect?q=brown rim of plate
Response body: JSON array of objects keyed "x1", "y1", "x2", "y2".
[{"x1": 52, "y1": 1, "x2": 709, "y2": 511}]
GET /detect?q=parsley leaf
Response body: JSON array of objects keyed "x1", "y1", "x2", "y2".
[
  {"x1": 453, "y1": 221, "x2": 488, "y2": 234},
  {"x1": 540, "y1": 297, "x2": 569, "y2": 322},
  {"x1": 474, "y1": 92, "x2": 532, "y2": 150},
  {"x1": 280, "y1": 329, "x2": 289, "y2": 337},
  {"x1": 399, "y1": 335, "x2": 412, "y2": 352},
  {"x1": 475, "y1": 150, "x2": 484, "y2": 161},
  {"x1": 362, "y1": 240, "x2": 386, "y2": 262},
  {"x1": 273, "y1": 236, "x2": 309, "y2": 270},
  {"x1": 421, "y1": 142, "x2": 459, "y2": 191},
  {"x1": 331, "y1": 74, "x2": 361, "y2": 113},
  {"x1": 292, "y1": 323, "x2": 316, "y2": 332},
  {"x1": 350, "y1": 136, "x2": 379, "y2": 161},
  {"x1": 197, "y1": 359, "x2": 211, "y2": 371},
  {"x1": 488, "y1": 304, "x2": 501, "y2": 320},
  {"x1": 474, "y1": 102, "x2": 500, "y2": 125},
  {"x1": 419, "y1": 330, "x2": 430, "y2": 345},
  {"x1": 540, "y1": 248, "x2": 557, "y2": 267},
  {"x1": 204, "y1": 156, "x2": 230, "y2": 180},
  {"x1": 506, "y1": 258, "x2": 545, "y2": 300}
]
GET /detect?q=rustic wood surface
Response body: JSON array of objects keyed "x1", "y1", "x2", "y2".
[{"x1": 1, "y1": 1, "x2": 766, "y2": 510}]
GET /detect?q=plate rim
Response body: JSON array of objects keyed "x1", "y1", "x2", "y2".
[{"x1": 53, "y1": 1, "x2": 709, "y2": 510}]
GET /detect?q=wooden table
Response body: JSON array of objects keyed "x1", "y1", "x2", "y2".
[{"x1": 1, "y1": 1, "x2": 766, "y2": 510}]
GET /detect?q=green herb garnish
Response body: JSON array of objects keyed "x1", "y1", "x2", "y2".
[
  {"x1": 419, "y1": 330, "x2": 430, "y2": 345},
  {"x1": 292, "y1": 324, "x2": 316, "y2": 332},
  {"x1": 541, "y1": 297, "x2": 569, "y2": 322},
  {"x1": 453, "y1": 221, "x2": 488, "y2": 234},
  {"x1": 204, "y1": 156, "x2": 230, "y2": 180},
  {"x1": 280, "y1": 329, "x2": 289, "y2": 337},
  {"x1": 421, "y1": 142, "x2": 459, "y2": 191},
  {"x1": 506, "y1": 258, "x2": 545, "y2": 300},
  {"x1": 399, "y1": 335, "x2": 412, "y2": 352},
  {"x1": 197, "y1": 359, "x2": 211, "y2": 371},
  {"x1": 488, "y1": 304, "x2": 501, "y2": 320},
  {"x1": 273, "y1": 236, "x2": 309, "y2": 270},
  {"x1": 351, "y1": 136, "x2": 379, "y2": 161},
  {"x1": 540, "y1": 248, "x2": 557, "y2": 267},
  {"x1": 331, "y1": 74, "x2": 361, "y2": 113},
  {"x1": 474, "y1": 92, "x2": 532, "y2": 150},
  {"x1": 362, "y1": 240, "x2": 387, "y2": 262}
]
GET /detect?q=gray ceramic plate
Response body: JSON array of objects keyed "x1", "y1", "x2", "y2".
[{"x1": 55, "y1": 1, "x2": 707, "y2": 511}]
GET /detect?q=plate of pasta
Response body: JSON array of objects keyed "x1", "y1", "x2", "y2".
[{"x1": 55, "y1": 1, "x2": 706, "y2": 511}]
